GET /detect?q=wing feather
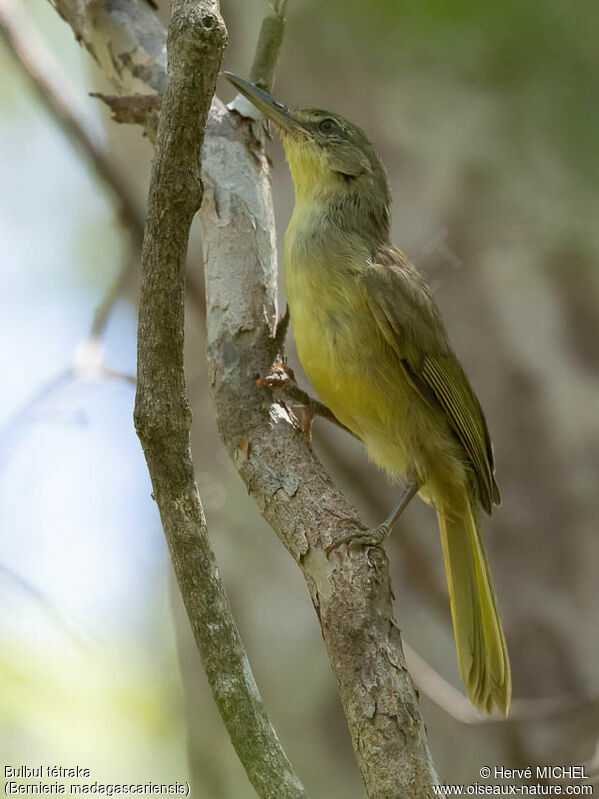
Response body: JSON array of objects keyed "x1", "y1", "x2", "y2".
[{"x1": 362, "y1": 248, "x2": 500, "y2": 513}]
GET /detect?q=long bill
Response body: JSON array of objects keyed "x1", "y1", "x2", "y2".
[{"x1": 224, "y1": 72, "x2": 305, "y2": 133}]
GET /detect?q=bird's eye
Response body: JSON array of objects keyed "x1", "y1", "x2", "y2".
[{"x1": 318, "y1": 118, "x2": 338, "y2": 134}]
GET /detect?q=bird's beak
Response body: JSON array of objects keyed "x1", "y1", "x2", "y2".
[{"x1": 224, "y1": 72, "x2": 305, "y2": 135}]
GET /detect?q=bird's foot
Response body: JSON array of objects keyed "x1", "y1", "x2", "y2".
[
  {"x1": 257, "y1": 362, "x2": 353, "y2": 441},
  {"x1": 326, "y1": 523, "x2": 390, "y2": 556},
  {"x1": 325, "y1": 481, "x2": 420, "y2": 555},
  {"x1": 257, "y1": 361, "x2": 297, "y2": 394},
  {"x1": 256, "y1": 362, "x2": 313, "y2": 440}
]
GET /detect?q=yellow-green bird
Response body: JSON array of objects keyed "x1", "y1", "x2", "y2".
[{"x1": 225, "y1": 73, "x2": 511, "y2": 716}]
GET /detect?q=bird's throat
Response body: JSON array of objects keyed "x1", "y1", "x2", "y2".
[{"x1": 283, "y1": 137, "x2": 391, "y2": 250}]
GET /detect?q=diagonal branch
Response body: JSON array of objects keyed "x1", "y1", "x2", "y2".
[
  {"x1": 31, "y1": 0, "x2": 308, "y2": 791},
  {"x1": 132, "y1": 2, "x2": 307, "y2": 797}
]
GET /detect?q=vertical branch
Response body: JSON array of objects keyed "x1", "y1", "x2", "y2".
[
  {"x1": 249, "y1": 0, "x2": 287, "y2": 89},
  {"x1": 133, "y1": 2, "x2": 307, "y2": 797}
]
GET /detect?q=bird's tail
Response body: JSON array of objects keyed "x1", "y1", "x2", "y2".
[{"x1": 437, "y1": 499, "x2": 511, "y2": 715}]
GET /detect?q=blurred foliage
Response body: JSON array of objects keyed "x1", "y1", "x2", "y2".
[{"x1": 303, "y1": 0, "x2": 599, "y2": 182}]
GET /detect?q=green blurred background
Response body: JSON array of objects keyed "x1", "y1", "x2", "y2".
[{"x1": 1, "y1": 0, "x2": 598, "y2": 796}]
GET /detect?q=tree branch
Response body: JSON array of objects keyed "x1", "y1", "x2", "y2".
[
  {"x1": 249, "y1": 0, "x2": 287, "y2": 90},
  {"x1": 47, "y1": 0, "x2": 167, "y2": 140},
  {"x1": 132, "y1": 2, "x2": 307, "y2": 797}
]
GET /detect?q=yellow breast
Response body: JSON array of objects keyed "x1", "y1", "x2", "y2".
[
  {"x1": 282, "y1": 190, "x2": 427, "y2": 485},
  {"x1": 284, "y1": 215, "x2": 386, "y2": 437}
]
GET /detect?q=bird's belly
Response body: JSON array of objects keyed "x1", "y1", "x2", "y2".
[
  {"x1": 289, "y1": 288, "x2": 416, "y2": 480},
  {"x1": 294, "y1": 313, "x2": 372, "y2": 429},
  {"x1": 290, "y1": 287, "x2": 363, "y2": 411},
  {"x1": 287, "y1": 272, "x2": 464, "y2": 498}
]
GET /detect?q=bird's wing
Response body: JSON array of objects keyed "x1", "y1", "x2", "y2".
[{"x1": 361, "y1": 249, "x2": 500, "y2": 513}]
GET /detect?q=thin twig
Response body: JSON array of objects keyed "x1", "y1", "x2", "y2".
[
  {"x1": 0, "y1": 0, "x2": 144, "y2": 245},
  {"x1": 248, "y1": 0, "x2": 288, "y2": 90},
  {"x1": 90, "y1": 250, "x2": 139, "y2": 340},
  {"x1": 0, "y1": 564, "x2": 96, "y2": 646},
  {"x1": 0, "y1": 245, "x2": 136, "y2": 472},
  {"x1": 0, "y1": 360, "x2": 135, "y2": 472},
  {"x1": 404, "y1": 644, "x2": 599, "y2": 725}
]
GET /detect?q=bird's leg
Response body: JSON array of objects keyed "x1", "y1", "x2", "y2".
[
  {"x1": 374, "y1": 480, "x2": 420, "y2": 540},
  {"x1": 327, "y1": 480, "x2": 420, "y2": 553}
]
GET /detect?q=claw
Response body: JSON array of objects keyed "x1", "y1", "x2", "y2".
[
  {"x1": 326, "y1": 524, "x2": 390, "y2": 556},
  {"x1": 257, "y1": 361, "x2": 295, "y2": 390}
]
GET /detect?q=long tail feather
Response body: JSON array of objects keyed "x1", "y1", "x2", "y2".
[{"x1": 437, "y1": 500, "x2": 511, "y2": 715}]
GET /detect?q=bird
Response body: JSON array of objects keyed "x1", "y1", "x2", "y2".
[{"x1": 225, "y1": 72, "x2": 511, "y2": 716}]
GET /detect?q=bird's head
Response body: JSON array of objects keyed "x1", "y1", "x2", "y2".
[{"x1": 225, "y1": 73, "x2": 390, "y2": 207}]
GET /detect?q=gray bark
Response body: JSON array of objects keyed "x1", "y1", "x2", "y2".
[{"x1": 132, "y1": 1, "x2": 307, "y2": 797}]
